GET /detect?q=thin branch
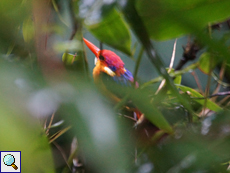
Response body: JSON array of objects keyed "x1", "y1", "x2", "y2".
[
  {"x1": 45, "y1": 112, "x2": 55, "y2": 135},
  {"x1": 141, "y1": 63, "x2": 199, "y2": 89},
  {"x1": 53, "y1": 141, "x2": 71, "y2": 171},
  {"x1": 156, "y1": 39, "x2": 177, "y2": 94},
  {"x1": 212, "y1": 72, "x2": 230, "y2": 87},
  {"x1": 175, "y1": 38, "x2": 200, "y2": 71},
  {"x1": 191, "y1": 91, "x2": 230, "y2": 99},
  {"x1": 201, "y1": 54, "x2": 213, "y2": 117},
  {"x1": 211, "y1": 61, "x2": 226, "y2": 102},
  {"x1": 133, "y1": 46, "x2": 144, "y2": 84},
  {"x1": 191, "y1": 71, "x2": 204, "y2": 95}
]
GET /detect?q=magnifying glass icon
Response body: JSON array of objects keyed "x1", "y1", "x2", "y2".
[{"x1": 3, "y1": 154, "x2": 18, "y2": 170}]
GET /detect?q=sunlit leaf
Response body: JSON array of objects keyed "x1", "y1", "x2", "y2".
[
  {"x1": 136, "y1": 0, "x2": 230, "y2": 40},
  {"x1": 22, "y1": 17, "x2": 34, "y2": 43},
  {"x1": 62, "y1": 53, "x2": 79, "y2": 65},
  {"x1": 176, "y1": 84, "x2": 222, "y2": 112},
  {"x1": 174, "y1": 75, "x2": 182, "y2": 85},
  {"x1": 198, "y1": 52, "x2": 220, "y2": 74}
]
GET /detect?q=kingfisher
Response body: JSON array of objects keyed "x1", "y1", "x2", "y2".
[{"x1": 83, "y1": 38, "x2": 142, "y2": 120}]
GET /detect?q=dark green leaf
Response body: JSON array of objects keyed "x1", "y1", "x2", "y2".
[
  {"x1": 120, "y1": 0, "x2": 194, "y2": 116},
  {"x1": 136, "y1": 0, "x2": 230, "y2": 40},
  {"x1": 85, "y1": 8, "x2": 132, "y2": 55},
  {"x1": 130, "y1": 89, "x2": 174, "y2": 134},
  {"x1": 103, "y1": 78, "x2": 173, "y2": 134}
]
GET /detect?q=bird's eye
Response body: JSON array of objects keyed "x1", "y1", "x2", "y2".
[{"x1": 99, "y1": 55, "x2": 105, "y2": 61}]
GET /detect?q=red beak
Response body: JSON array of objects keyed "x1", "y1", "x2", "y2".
[{"x1": 83, "y1": 38, "x2": 100, "y2": 57}]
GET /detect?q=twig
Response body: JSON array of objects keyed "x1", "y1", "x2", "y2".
[
  {"x1": 218, "y1": 95, "x2": 230, "y2": 105},
  {"x1": 46, "y1": 112, "x2": 55, "y2": 135},
  {"x1": 191, "y1": 71, "x2": 204, "y2": 95},
  {"x1": 201, "y1": 55, "x2": 213, "y2": 117},
  {"x1": 133, "y1": 46, "x2": 144, "y2": 84},
  {"x1": 191, "y1": 91, "x2": 230, "y2": 99},
  {"x1": 211, "y1": 61, "x2": 226, "y2": 102},
  {"x1": 141, "y1": 63, "x2": 199, "y2": 89},
  {"x1": 212, "y1": 72, "x2": 230, "y2": 87},
  {"x1": 156, "y1": 39, "x2": 177, "y2": 94},
  {"x1": 53, "y1": 141, "x2": 71, "y2": 171},
  {"x1": 175, "y1": 38, "x2": 200, "y2": 71},
  {"x1": 49, "y1": 126, "x2": 71, "y2": 143}
]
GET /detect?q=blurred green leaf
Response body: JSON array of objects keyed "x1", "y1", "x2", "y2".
[
  {"x1": 104, "y1": 78, "x2": 174, "y2": 134},
  {"x1": 176, "y1": 84, "x2": 222, "y2": 112},
  {"x1": 85, "y1": 8, "x2": 132, "y2": 55},
  {"x1": 168, "y1": 69, "x2": 182, "y2": 85},
  {"x1": 131, "y1": 89, "x2": 173, "y2": 134},
  {"x1": 147, "y1": 123, "x2": 230, "y2": 172},
  {"x1": 174, "y1": 75, "x2": 182, "y2": 85},
  {"x1": 0, "y1": 86, "x2": 54, "y2": 172},
  {"x1": 54, "y1": 40, "x2": 82, "y2": 53},
  {"x1": 136, "y1": 0, "x2": 230, "y2": 40},
  {"x1": 22, "y1": 17, "x2": 35, "y2": 43},
  {"x1": 198, "y1": 52, "x2": 220, "y2": 74},
  {"x1": 0, "y1": 108, "x2": 54, "y2": 172},
  {"x1": 63, "y1": 85, "x2": 133, "y2": 173}
]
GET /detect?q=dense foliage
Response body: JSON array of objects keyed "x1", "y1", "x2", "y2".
[{"x1": 1, "y1": 0, "x2": 230, "y2": 172}]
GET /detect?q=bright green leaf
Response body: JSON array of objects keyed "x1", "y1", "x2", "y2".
[
  {"x1": 22, "y1": 17, "x2": 34, "y2": 43},
  {"x1": 174, "y1": 75, "x2": 182, "y2": 85},
  {"x1": 62, "y1": 53, "x2": 79, "y2": 65},
  {"x1": 176, "y1": 84, "x2": 222, "y2": 112},
  {"x1": 198, "y1": 52, "x2": 220, "y2": 74}
]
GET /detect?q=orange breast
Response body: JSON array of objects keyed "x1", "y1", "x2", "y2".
[{"x1": 92, "y1": 62, "x2": 121, "y2": 103}]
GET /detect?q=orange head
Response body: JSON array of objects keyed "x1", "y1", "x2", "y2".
[{"x1": 83, "y1": 38, "x2": 127, "y2": 78}]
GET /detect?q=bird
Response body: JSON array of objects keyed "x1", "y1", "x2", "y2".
[
  {"x1": 83, "y1": 38, "x2": 142, "y2": 120},
  {"x1": 83, "y1": 38, "x2": 164, "y2": 145}
]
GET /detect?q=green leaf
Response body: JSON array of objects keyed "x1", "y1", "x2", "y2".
[
  {"x1": 63, "y1": 85, "x2": 132, "y2": 173},
  {"x1": 130, "y1": 89, "x2": 174, "y2": 134},
  {"x1": 104, "y1": 78, "x2": 173, "y2": 134},
  {"x1": 0, "y1": 98, "x2": 54, "y2": 172},
  {"x1": 174, "y1": 75, "x2": 182, "y2": 85},
  {"x1": 22, "y1": 17, "x2": 34, "y2": 43},
  {"x1": 198, "y1": 52, "x2": 220, "y2": 74},
  {"x1": 136, "y1": 0, "x2": 230, "y2": 40},
  {"x1": 85, "y1": 8, "x2": 132, "y2": 55},
  {"x1": 168, "y1": 69, "x2": 182, "y2": 85},
  {"x1": 176, "y1": 84, "x2": 222, "y2": 112},
  {"x1": 62, "y1": 53, "x2": 79, "y2": 65},
  {"x1": 120, "y1": 0, "x2": 194, "y2": 115}
]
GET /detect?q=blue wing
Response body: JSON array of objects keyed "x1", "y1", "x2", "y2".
[
  {"x1": 112, "y1": 69, "x2": 134, "y2": 87},
  {"x1": 100, "y1": 68, "x2": 134, "y2": 99}
]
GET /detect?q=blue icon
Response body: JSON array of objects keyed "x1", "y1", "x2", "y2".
[{"x1": 3, "y1": 154, "x2": 18, "y2": 170}]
